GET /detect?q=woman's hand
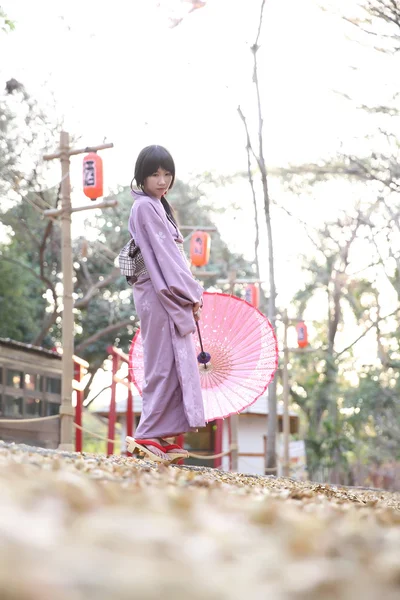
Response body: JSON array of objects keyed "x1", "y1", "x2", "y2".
[{"x1": 192, "y1": 302, "x2": 201, "y2": 322}]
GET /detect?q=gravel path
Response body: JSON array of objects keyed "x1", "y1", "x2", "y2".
[{"x1": 0, "y1": 441, "x2": 399, "y2": 600}]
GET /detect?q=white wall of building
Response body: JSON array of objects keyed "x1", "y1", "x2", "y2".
[
  {"x1": 238, "y1": 415, "x2": 266, "y2": 475},
  {"x1": 221, "y1": 414, "x2": 268, "y2": 476}
]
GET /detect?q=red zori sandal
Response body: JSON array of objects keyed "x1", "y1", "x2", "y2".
[
  {"x1": 161, "y1": 441, "x2": 189, "y2": 463},
  {"x1": 126, "y1": 437, "x2": 171, "y2": 463}
]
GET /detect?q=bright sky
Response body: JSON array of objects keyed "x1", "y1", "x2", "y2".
[
  {"x1": 2, "y1": 0, "x2": 395, "y2": 365},
  {"x1": 3, "y1": 0, "x2": 375, "y2": 174}
]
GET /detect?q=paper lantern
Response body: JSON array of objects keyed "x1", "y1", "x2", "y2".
[
  {"x1": 190, "y1": 231, "x2": 211, "y2": 267},
  {"x1": 296, "y1": 321, "x2": 308, "y2": 348},
  {"x1": 245, "y1": 284, "x2": 259, "y2": 308},
  {"x1": 83, "y1": 152, "x2": 103, "y2": 200}
]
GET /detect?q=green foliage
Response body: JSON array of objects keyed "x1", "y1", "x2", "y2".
[
  {"x1": 74, "y1": 411, "x2": 122, "y2": 455},
  {"x1": 342, "y1": 369, "x2": 400, "y2": 463},
  {"x1": 0, "y1": 191, "x2": 59, "y2": 343},
  {"x1": 285, "y1": 205, "x2": 393, "y2": 480},
  {"x1": 0, "y1": 7, "x2": 14, "y2": 32},
  {"x1": 0, "y1": 245, "x2": 45, "y2": 340}
]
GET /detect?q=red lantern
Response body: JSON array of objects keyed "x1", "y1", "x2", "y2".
[
  {"x1": 83, "y1": 152, "x2": 103, "y2": 200},
  {"x1": 245, "y1": 284, "x2": 259, "y2": 308},
  {"x1": 190, "y1": 231, "x2": 211, "y2": 267},
  {"x1": 296, "y1": 321, "x2": 308, "y2": 348}
]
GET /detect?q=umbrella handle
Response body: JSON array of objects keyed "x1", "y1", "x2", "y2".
[
  {"x1": 196, "y1": 321, "x2": 205, "y2": 353},
  {"x1": 196, "y1": 321, "x2": 211, "y2": 367}
]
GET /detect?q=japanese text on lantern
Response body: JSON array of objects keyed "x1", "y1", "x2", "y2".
[{"x1": 83, "y1": 152, "x2": 103, "y2": 200}]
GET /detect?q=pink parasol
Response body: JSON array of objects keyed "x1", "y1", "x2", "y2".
[{"x1": 129, "y1": 291, "x2": 278, "y2": 422}]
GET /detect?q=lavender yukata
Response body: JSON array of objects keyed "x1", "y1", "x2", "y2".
[{"x1": 129, "y1": 190, "x2": 206, "y2": 438}]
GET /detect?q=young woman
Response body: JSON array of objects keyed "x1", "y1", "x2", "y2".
[{"x1": 126, "y1": 145, "x2": 205, "y2": 462}]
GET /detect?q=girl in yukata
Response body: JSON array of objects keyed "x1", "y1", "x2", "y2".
[{"x1": 126, "y1": 145, "x2": 205, "y2": 463}]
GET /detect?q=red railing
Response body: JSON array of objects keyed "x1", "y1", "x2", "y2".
[
  {"x1": 106, "y1": 345, "x2": 135, "y2": 455},
  {"x1": 73, "y1": 354, "x2": 89, "y2": 453},
  {"x1": 74, "y1": 347, "x2": 135, "y2": 454}
]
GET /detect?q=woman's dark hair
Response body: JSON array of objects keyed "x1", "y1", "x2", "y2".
[{"x1": 131, "y1": 145, "x2": 177, "y2": 225}]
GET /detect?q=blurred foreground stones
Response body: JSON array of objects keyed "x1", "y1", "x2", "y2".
[{"x1": 0, "y1": 441, "x2": 399, "y2": 600}]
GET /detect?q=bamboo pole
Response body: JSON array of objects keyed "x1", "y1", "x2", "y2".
[
  {"x1": 282, "y1": 310, "x2": 290, "y2": 477},
  {"x1": 43, "y1": 199, "x2": 117, "y2": 217},
  {"x1": 43, "y1": 142, "x2": 113, "y2": 161},
  {"x1": 43, "y1": 134, "x2": 114, "y2": 449},
  {"x1": 58, "y1": 131, "x2": 74, "y2": 450}
]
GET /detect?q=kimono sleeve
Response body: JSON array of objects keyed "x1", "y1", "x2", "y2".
[{"x1": 132, "y1": 201, "x2": 203, "y2": 337}]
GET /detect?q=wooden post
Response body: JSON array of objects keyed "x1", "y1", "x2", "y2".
[
  {"x1": 282, "y1": 310, "x2": 290, "y2": 477},
  {"x1": 227, "y1": 270, "x2": 239, "y2": 472},
  {"x1": 263, "y1": 434, "x2": 267, "y2": 473},
  {"x1": 44, "y1": 198, "x2": 117, "y2": 217},
  {"x1": 214, "y1": 419, "x2": 223, "y2": 469},
  {"x1": 229, "y1": 414, "x2": 239, "y2": 471},
  {"x1": 43, "y1": 135, "x2": 114, "y2": 450},
  {"x1": 58, "y1": 131, "x2": 74, "y2": 450},
  {"x1": 74, "y1": 361, "x2": 83, "y2": 452},
  {"x1": 126, "y1": 370, "x2": 134, "y2": 441},
  {"x1": 107, "y1": 351, "x2": 119, "y2": 455}
]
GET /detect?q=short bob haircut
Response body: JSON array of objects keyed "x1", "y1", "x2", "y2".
[{"x1": 132, "y1": 145, "x2": 175, "y2": 191}]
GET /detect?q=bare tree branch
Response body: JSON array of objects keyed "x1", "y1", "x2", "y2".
[
  {"x1": 74, "y1": 318, "x2": 137, "y2": 354},
  {"x1": 249, "y1": 0, "x2": 278, "y2": 473},
  {"x1": 16, "y1": 218, "x2": 42, "y2": 248},
  {"x1": 335, "y1": 307, "x2": 400, "y2": 358},
  {"x1": 237, "y1": 105, "x2": 261, "y2": 279},
  {"x1": 254, "y1": 0, "x2": 266, "y2": 47},
  {"x1": 79, "y1": 259, "x2": 94, "y2": 286},
  {"x1": 273, "y1": 201, "x2": 322, "y2": 253},
  {"x1": 84, "y1": 384, "x2": 111, "y2": 408},
  {"x1": 37, "y1": 218, "x2": 58, "y2": 320},
  {"x1": 33, "y1": 312, "x2": 59, "y2": 347},
  {"x1": 1, "y1": 256, "x2": 54, "y2": 293},
  {"x1": 74, "y1": 268, "x2": 121, "y2": 309}
]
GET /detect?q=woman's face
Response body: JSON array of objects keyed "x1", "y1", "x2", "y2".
[{"x1": 143, "y1": 167, "x2": 173, "y2": 199}]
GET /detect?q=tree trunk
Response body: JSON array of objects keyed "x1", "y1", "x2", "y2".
[
  {"x1": 253, "y1": 1, "x2": 278, "y2": 473},
  {"x1": 261, "y1": 172, "x2": 278, "y2": 472},
  {"x1": 237, "y1": 106, "x2": 261, "y2": 282}
]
